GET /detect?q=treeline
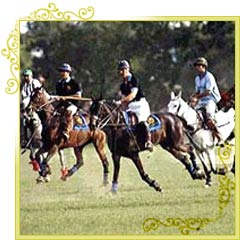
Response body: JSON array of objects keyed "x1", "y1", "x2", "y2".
[{"x1": 20, "y1": 21, "x2": 234, "y2": 111}]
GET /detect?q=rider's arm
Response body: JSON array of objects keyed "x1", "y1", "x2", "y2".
[
  {"x1": 195, "y1": 90, "x2": 211, "y2": 99},
  {"x1": 120, "y1": 87, "x2": 138, "y2": 104}
]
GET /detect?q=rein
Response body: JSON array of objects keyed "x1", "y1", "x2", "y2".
[
  {"x1": 35, "y1": 98, "x2": 57, "y2": 112},
  {"x1": 97, "y1": 102, "x2": 124, "y2": 129}
]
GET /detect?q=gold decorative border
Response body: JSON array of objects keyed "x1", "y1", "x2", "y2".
[
  {"x1": 1, "y1": 2, "x2": 94, "y2": 94},
  {"x1": 1, "y1": 22, "x2": 19, "y2": 94},
  {"x1": 143, "y1": 144, "x2": 235, "y2": 235},
  {"x1": 1, "y1": 4, "x2": 237, "y2": 237},
  {"x1": 21, "y1": 3, "x2": 94, "y2": 21}
]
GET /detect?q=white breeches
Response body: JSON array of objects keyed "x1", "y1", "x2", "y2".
[
  {"x1": 196, "y1": 99, "x2": 217, "y2": 119},
  {"x1": 67, "y1": 104, "x2": 78, "y2": 115},
  {"x1": 127, "y1": 98, "x2": 150, "y2": 122}
]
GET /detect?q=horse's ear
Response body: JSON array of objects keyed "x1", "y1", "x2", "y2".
[
  {"x1": 99, "y1": 93, "x2": 103, "y2": 101},
  {"x1": 178, "y1": 90, "x2": 182, "y2": 98},
  {"x1": 170, "y1": 91, "x2": 175, "y2": 100}
]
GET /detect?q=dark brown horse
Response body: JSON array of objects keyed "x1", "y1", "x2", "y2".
[
  {"x1": 29, "y1": 87, "x2": 109, "y2": 185},
  {"x1": 89, "y1": 99, "x2": 205, "y2": 193}
]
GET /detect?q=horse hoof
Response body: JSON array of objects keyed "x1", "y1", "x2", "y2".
[
  {"x1": 44, "y1": 175, "x2": 51, "y2": 182},
  {"x1": 36, "y1": 176, "x2": 45, "y2": 184},
  {"x1": 60, "y1": 175, "x2": 67, "y2": 181},
  {"x1": 60, "y1": 168, "x2": 69, "y2": 181},
  {"x1": 217, "y1": 167, "x2": 227, "y2": 175},
  {"x1": 205, "y1": 181, "x2": 212, "y2": 188},
  {"x1": 192, "y1": 169, "x2": 205, "y2": 180},
  {"x1": 111, "y1": 183, "x2": 118, "y2": 193},
  {"x1": 103, "y1": 180, "x2": 109, "y2": 186}
]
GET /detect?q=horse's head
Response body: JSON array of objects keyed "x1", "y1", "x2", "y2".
[
  {"x1": 89, "y1": 97, "x2": 118, "y2": 130},
  {"x1": 30, "y1": 86, "x2": 50, "y2": 110},
  {"x1": 167, "y1": 91, "x2": 182, "y2": 114},
  {"x1": 89, "y1": 98, "x2": 105, "y2": 130}
]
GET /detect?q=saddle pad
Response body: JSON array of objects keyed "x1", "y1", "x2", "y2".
[
  {"x1": 122, "y1": 111, "x2": 138, "y2": 128},
  {"x1": 147, "y1": 114, "x2": 162, "y2": 132},
  {"x1": 73, "y1": 115, "x2": 89, "y2": 131}
]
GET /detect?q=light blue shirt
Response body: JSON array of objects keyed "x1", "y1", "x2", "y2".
[{"x1": 195, "y1": 71, "x2": 221, "y2": 104}]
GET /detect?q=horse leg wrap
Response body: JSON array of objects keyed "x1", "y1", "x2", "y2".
[
  {"x1": 102, "y1": 160, "x2": 109, "y2": 174},
  {"x1": 68, "y1": 163, "x2": 82, "y2": 176},
  {"x1": 111, "y1": 182, "x2": 118, "y2": 193}
]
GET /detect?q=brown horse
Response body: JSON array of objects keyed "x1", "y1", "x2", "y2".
[
  {"x1": 27, "y1": 86, "x2": 68, "y2": 178},
  {"x1": 217, "y1": 85, "x2": 235, "y2": 110},
  {"x1": 89, "y1": 98, "x2": 205, "y2": 193},
  {"x1": 29, "y1": 87, "x2": 109, "y2": 185}
]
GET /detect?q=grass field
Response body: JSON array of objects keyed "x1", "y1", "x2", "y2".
[{"x1": 18, "y1": 144, "x2": 235, "y2": 237}]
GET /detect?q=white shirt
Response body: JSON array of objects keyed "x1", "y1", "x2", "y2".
[{"x1": 21, "y1": 78, "x2": 42, "y2": 108}]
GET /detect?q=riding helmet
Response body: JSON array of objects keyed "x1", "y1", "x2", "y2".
[
  {"x1": 193, "y1": 57, "x2": 208, "y2": 67},
  {"x1": 23, "y1": 68, "x2": 33, "y2": 76},
  {"x1": 118, "y1": 59, "x2": 130, "y2": 70},
  {"x1": 58, "y1": 63, "x2": 72, "y2": 72}
]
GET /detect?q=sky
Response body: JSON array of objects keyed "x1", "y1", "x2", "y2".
[{"x1": 0, "y1": 1, "x2": 239, "y2": 240}]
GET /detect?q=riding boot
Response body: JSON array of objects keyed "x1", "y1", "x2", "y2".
[
  {"x1": 63, "y1": 110, "x2": 73, "y2": 140},
  {"x1": 206, "y1": 119, "x2": 223, "y2": 145},
  {"x1": 144, "y1": 122, "x2": 153, "y2": 152}
]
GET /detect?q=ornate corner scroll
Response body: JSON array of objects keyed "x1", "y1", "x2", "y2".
[
  {"x1": 1, "y1": 2, "x2": 95, "y2": 94},
  {"x1": 143, "y1": 144, "x2": 235, "y2": 235},
  {"x1": 1, "y1": 23, "x2": 19, "y2": 94},
  {"x1": 21, "y1": 3, "x2": 94, "y2": 21}
]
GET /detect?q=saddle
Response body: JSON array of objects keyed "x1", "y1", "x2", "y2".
[{"x1": 73, "y1": 114, "x2": 89, "y2": 131}]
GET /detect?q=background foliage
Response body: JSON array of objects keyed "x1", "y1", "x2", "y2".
[{"x1": 20, "y1": 21, "x2": 235, "y2": 111}]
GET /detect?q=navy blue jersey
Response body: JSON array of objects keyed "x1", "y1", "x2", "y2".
[
  {"x1": 56, "y1": 77, "x2": 82, "y2": 106},
  {"x1": 120, "y1": 74, "x2": 145, "y2": 102}
]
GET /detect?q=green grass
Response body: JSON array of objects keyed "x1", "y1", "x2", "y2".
[{"x1": 19, "y1": 145, "x2": 235, "y2": 236}]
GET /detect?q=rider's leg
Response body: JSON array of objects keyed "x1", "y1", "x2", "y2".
[
  {"x1": 129, "y1": 99, "x2": 153, "y2": 152},
  {"x1": 205, "y1": 101, "x2": 223, "y2": 144},
  {"x1": 144, "y1": 121, "x2": 153, "y2": 152},
  {"x1": 63, "y1": 104, "x2": 77, "y2": 140}
]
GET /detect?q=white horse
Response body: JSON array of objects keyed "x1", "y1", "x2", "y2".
[{"x1": 167, "y1": 91, "x2": 235, "y2": 186}]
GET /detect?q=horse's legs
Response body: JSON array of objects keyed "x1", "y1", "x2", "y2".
[
  {"x1": 63, "y1": 146, "x2": 84, "y2": 180},
  {"x1": 36, "y1": 144, "x2": 59, "y2": 182},
  {"x1": 195, "y1": 151, "x2": 212, "y2": 186},
  {"x1": 93, "y1": 131, "x2": 109, "y2": 186},
  {"x1": 177, "y1": 144, "x2": 201, "y2": 172},
  {"x1": 111, "y1": 153, "x2": 121, "y2": 193},
  {"x1": 162, "y1": 144, "x2": 205, "y2": 180},
  {"x1": 131, "y1": 154, "x2": 162, "y2": 192},
  {"x1": 58, "y1": 149, "x2": 68, "y2": 179}
]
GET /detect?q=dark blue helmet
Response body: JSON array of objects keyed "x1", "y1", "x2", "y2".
[
  {"x1": 58, "y1": 63, "x2": 72, "y2": 72},
  {"x1": 118, "y1": 59, "x2": 130, "y2": 70}
]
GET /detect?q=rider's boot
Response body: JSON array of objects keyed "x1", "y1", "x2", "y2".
[
  {"x1": 206, "y1": 119, "x2": 224, "y2": 145},
  {"x1": 63, "y1": 110, "x2": 73, "y2": 140},
  {"x1": 144, "y1": 122, "x2": 153, "y2": 152}
]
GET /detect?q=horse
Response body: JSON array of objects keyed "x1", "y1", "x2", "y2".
[
  {"x1": 167, "y1": 90, "x2": 235, "y2": 186},
  {"x1": 24, "y1": 86, "x2": 68, "y2": 180},
  {"x1": 217, "y1": 85, "x2": 235, "y2": 110},
  {"x1": 89, "y1": 98, "x2": 205, "y2": 193},
  {"x1": 29, "y1": 87, "x2": 110, "y2": 185}
]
